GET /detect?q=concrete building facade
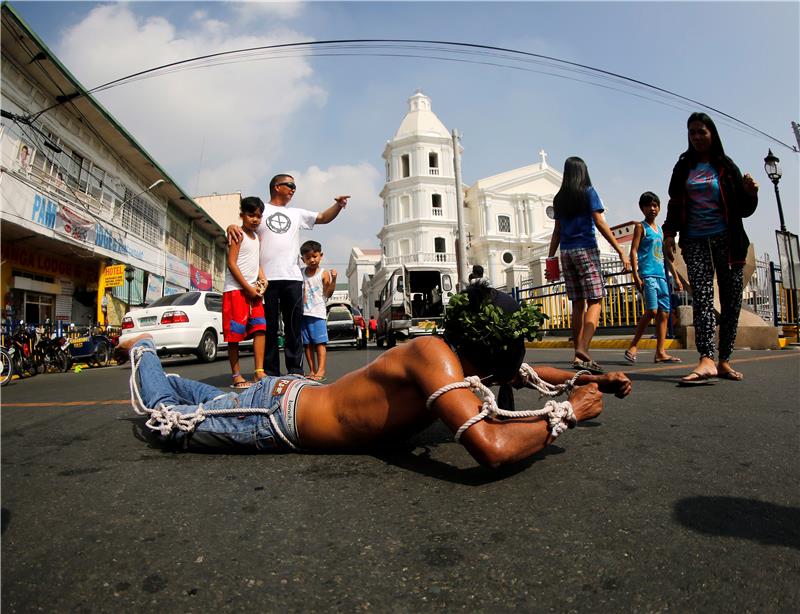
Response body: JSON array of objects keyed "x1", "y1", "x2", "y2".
[{"x1": 0, "y1": 5, "x2": 226, "y2": 328}]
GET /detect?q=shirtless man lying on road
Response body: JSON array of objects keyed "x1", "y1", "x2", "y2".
[{"x1": 126, "y1": 283, "x2": 631, "y2": 468}]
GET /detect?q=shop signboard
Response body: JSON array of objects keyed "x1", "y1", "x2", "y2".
[
  {"x1": 104, "y1": 264, "x2": 126, "y2": 287},
  {"x1": 165, "y1": 253, "x2": 190, "y2": 289},
  {"x1": 145, "y1": 274, "x2": 165, "y2": 303},
  {"x1": 190, "y1": 265, "x2": 212, "y2": 291}
]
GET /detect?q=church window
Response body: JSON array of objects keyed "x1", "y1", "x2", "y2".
[
  {"x1": 498, "y1": 215, "x2": 511, "y2": 233},
  {"x1": 401, "y1": 195, "x2": 411, "y2": 220},
  {"x1": 502, "y1": 251, "x2": 515, "y2": 265},
  {"x1": 385, "y1": 162, "x2": 390, "y2": 182},
  {"x1": 434, "y1": 237, "x2": 446, "y2": 262},
  {"x1": 401, "y1": 154, "x2": 410, "y2": 178},
  {"x1": 431, "y1": 194, "x2": 442, "y2": 216},
  {"x1": 428, "y1": 152, "x2": 439, "y2": 175}
]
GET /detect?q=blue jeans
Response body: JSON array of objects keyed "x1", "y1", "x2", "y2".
[{"x1": 131, "y1": 340, "x2": 305, "y2": 452}]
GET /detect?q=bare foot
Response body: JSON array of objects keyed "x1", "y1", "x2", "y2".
[
  {"x1": 717, "y1": 361, "x2": 743, "y2": 381},
  {"x1": 688, "y1": 356, "x2": 717, "y2": 379},
  {"x1": 568, "y1": 383, "x2": 603, "y2": 421},
  {"x1": 254, "y1": 369, "x2": 268, "y2": 381},
  {"x1": 118, "y1": 333, "x2": 153, "y2": 351}
]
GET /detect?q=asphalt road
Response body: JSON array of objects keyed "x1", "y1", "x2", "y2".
[{"x1": 2, "y1": 344, "x2": 799, "y2": 613}]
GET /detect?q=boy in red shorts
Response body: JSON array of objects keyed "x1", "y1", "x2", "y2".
[{"x1": 223, "y1": 197, "x2": 268, "y2": 388}]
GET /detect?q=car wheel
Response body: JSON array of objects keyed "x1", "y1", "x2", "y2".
[
  {"x1": 196, "y1": 330, "x2": 218, "y2": 362},
  {"x1": 387, "y1": 332, "x2": 396, "y2": 348},
  {"x1": 93, "y1": 342, "x2": 111, "y2": 367}
]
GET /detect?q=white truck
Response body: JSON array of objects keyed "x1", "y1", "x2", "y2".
[{"x1": 373, "y1": 265, "x2": 455, "y2": 347}]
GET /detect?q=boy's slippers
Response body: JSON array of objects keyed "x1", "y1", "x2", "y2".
[
  {"x1": 624, "y1": 349, "x2": 637, "y2": 363},
  {"x1": 654, "y1": 356, "x2": 682, "y2": 363},
  {"x1": 573, "y1": 359, "x2": 604, "y2": 375},
  {"x1": 230, "y1": 380, "x2": 253, "y2": 389},
  {"x1": 678, "y1": 371, "x2": 715, "y2": 386}
]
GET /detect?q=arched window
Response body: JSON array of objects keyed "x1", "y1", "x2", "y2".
[
  {"x1": 401, "y1": 195, "x2": 411, "y2": 220},
  {"x1": 431, "y1": 194, "x2": 442, "y2": 216},
  {"x1": 401, "y1": 154, "x2": 410, "y2": 178},
  {"x1": 498, "y1": 215, "x2": 511, "y2": 233},
  {"x1": 434, "y1": 237, "x2": 446, "y2": 262},
  {"x1": 428, "y1": 152, "x2": 439, "y2": 175}
]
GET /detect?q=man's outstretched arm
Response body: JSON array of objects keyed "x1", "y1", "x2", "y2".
[
  {"x1": 316, "y1": 196, "x2": 350, "y2": 224},
  {"x1": 518, "y1": 365, "x2": 632, "y2": 399},
  {"x1": 411, "y1": 338, "x2": 605, "y2": 468}
]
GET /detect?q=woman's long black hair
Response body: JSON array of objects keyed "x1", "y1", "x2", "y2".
[
  {"x1": 553, "y1": 156, "x2": 592, "y2": 219},
  {"x1": 683, "y1": 112, "x2": 726, "y2": 163}
]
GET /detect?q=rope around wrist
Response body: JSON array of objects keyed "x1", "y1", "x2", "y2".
[
  {"x1": 518, "y1": 363, "x2": 589, "y2": 397},
  {"x1": 426, "y1": 374, "x2": 576, "y2": 443}
]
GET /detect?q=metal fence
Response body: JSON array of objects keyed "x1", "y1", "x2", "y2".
[
  {"x1": 512, "y1": 256, "x2": 797, "y2": 336},
  {"x1": 513, "y1": 265, "x2": 653, "y2": 332}
]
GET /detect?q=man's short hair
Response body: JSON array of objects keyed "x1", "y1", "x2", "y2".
[
  {"x1": 300, "y1": 240, "x2": 322, "y2": 255},
  {"x1": 468, "y1": 264, "x2": 484, "y2": 281},
  {"x1": 269, "y1": 173, "x2": 294, "y2": 195},
  {"x1": 240, "y1": 196, "x2": 265, "y2": 214}
]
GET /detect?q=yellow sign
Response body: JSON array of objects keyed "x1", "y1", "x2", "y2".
[{"x1": 104, "y1": 264, "x2": 126, "y2": 287}]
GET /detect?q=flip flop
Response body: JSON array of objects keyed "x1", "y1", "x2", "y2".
[
  {"x1": 308, "y1": 375, "x2": 328, "y2": 383},
  {"x1": 678, "y1": 371, "x2": 715, "y2": 386},
  {"x1": 624, "y1": 349, "x2": 637, "y2": 363},
  {"x1": 230, "y1": 380, "x2": 253, "y2": 389},
  {"x1": 717, "y1": 370, "x2": 743, "y2": 381},
  {"x1": 654, "y1": 356, "x2": 682, "y2": 363},
  {"x1": 573, "y1": 359, "x2": 604, "y2": 374}
]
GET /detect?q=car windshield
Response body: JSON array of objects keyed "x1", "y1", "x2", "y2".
[
  {"x1": 147, "y1": 292, "x2": 201, "y2": 308},
  {"x1": 327, "y1": 306, "x2": 352, "y2": 322}
]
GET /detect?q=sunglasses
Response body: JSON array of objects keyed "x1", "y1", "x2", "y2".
[{"x1": 277, "y1": 182, "x2": 297, "y2": 190}]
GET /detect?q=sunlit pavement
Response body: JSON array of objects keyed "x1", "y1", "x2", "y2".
[{"x1": 2, "y1": 346, "x2": 798, "y2": 612}]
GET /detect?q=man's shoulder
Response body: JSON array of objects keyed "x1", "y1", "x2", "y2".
[{"x1": 405, "y1": 336, "x2": 455, "y2": 363}]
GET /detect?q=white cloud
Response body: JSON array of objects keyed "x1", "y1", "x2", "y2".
[
  {"x1": 55, "y1": 4, "x2": 325, "y2": 195},
  {"x1": 290, "y1": 162, "x2": 384, "y2": 270},
  {"x1": 232, "y1": 1, "x2": 305, "y2": 23}
]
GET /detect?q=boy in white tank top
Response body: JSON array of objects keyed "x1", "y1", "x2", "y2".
[
  {"x1": 223, "y1": 197, "x2": 268, "y2": 388},
  {"x1": 300, "y1": 240, "x2": 337, "y2": 381}
]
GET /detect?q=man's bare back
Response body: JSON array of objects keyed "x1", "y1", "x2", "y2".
[{"x1": 296, "y1": 337, "x2": 628, "y2": 467}]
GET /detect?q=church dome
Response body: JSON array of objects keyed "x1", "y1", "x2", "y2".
[{"x1": 393, "y1": 91, "x2": 450, "y2": 140}]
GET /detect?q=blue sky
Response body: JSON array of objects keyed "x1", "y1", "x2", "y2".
[{"x1": 10, "y1": 1, "x2": 799, "y2": 271}]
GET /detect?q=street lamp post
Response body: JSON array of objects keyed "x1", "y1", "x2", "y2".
[
  {"x1": 124, "y1": 265, "x2": 135, "y2": 312},
  {"x1": 764, "y1": 149, "x2": 786, "y2": 232},
  {"x1": 764, "y1": 149, "x2": 799, "y2": 342}
]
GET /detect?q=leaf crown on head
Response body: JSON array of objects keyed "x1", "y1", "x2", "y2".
[{"x1": 443, "y1": 291, "x2": 548, "y2": 351}]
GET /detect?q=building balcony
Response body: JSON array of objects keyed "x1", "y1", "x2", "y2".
[
  {"x1": 382, "y1": 252, "x2": 456, "y2": 267},
  {"x1": 428, "y1": 168, "x2": 439, "y2": 176}
]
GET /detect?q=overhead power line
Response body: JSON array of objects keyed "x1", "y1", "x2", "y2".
[{"x1": 20, "y1": 38, "x2": 795, "y2": 152}]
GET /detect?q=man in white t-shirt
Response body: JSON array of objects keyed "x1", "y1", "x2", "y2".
[{"x1": 228, "y1": 173, "x2": 349, "y2": 376}]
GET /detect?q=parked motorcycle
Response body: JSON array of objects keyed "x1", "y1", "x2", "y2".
[
  {"x1": 65, "y1": 324, "x2": 114, "y2": 368},
  {"x1": 33, "y1": 320, "x2": 71, "y2": 373},
  {"x1": 0, "y1": 345, "x2": 13, "y2": 386},
  {"x1": 8, "y1": 322, "x2": 38, "y2": 379}
]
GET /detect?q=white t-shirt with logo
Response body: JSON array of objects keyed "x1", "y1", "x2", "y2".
[{"x1": 257, "y1": 203, "x2": 317, "y2": 281}]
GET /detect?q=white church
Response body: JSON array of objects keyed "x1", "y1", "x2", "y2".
[{"x1": 346, "y1": 91, "x2": 616, "y2": 315}]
